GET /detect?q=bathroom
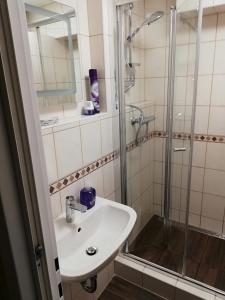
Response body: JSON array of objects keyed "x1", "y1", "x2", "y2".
[{"x1": 2, "y1": 0, "x2": 225, "y2": 299}]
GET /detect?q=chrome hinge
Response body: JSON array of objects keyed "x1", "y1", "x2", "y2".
[{"x1": 35, "y1": 244, "x2": 44, "y2": 268}]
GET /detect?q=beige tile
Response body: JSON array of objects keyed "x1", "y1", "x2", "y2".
[
  {"x1": 199, "y1": 42, "x2": 215, "y2": 75},
  {"x1": 114, "y1": 257, "x2": 144, "y2": 286},
  {"x1": 102, "y1": 161, "x2": 115, "y2": 197},
  {"x1": 100, "y1": 117, "x2": 113, "y2": 156},
  {"x1": 201, "y1": 216, "x2": 223, "y2": 233},
  {"x1": 217, "y1": 12, "x2": 225, "y2": 40},
  {"x1": 143, "y1": 266, "x2": 177, "y2": 300},
  {"x1": 174, "y1": 77, "x2": 187, "y2": 106},
  {"x1": 145, "y1": 78, "x2": 165, "y2": 104},
  {"x1": 87, "y1": 0, "x2": 103, "y2": 36},
  {"x1": 42, "y1": 133, "x2": 58, "y2": 184},
  {"x1": 54, "y1": 127, "x2": 83, "y2": 178},
  {"x1": 175, "y1": 45, "x2": 189, "y2": 76},
  {"x1": 80, "y1": 121, "x2": 102, "y2": 165},
  {"x1": 204, "y1": 169, "x2": 225, "y2": 197},
  {"x1": 175, "y1": 279, "x2": 215, "y2": 300},
  {"x1": 145, "y1": 48, "x2": 166, "y2": 77},
  {"x1": 191, "y1": 167, "x2": 204, "y2": 192},
  {"x1": 50, "y1": 193, "x2": 62, "y2": 219},
  {"x1": 194, "y1": 106, "x2": 209, "y2": 134},
  {"x1": 206, "y1": 143, "x2": 225, "y2": 171},
  {"x1": 214, "y1": 41, "x2": 225, "y2": 74},
  {"x1": 145, "y1": 17, "x2": 167, "y2": 48},
  {"x1": 200, "y1": 14, "x2": 217, "y2": 42},
  {"x1": 202, "y1": 193, "x2": 225, "y2": 220},
  {"x1": 154, "y1": 161, "x2": 164, "y2": 184},
  {"x1": 90, "y1": 35, "x2": 105, "y2": 79},
  {"x1": 208, "y1": 107, "x2": 225, "y2": 135},
  {"x1": 196, "y1": 75, "x2": 212, "y2": 106},
  {"x1": 193, "y1": 141, "x2": 206, "y2": 168},
  {"x1": 211, "y1": 75, "x2": 225, "y2": 106}
]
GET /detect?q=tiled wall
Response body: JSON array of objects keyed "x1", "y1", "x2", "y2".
[
  {"x1": 151, "y1": 1, "x2": 225, "y2": 236},
  {"x1": 37, "y1": 1, "x2": 118, "y2": 299}
]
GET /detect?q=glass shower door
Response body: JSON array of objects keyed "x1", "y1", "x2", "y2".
[{"x1": 162, "y1": 2, "x2": 201, "y2": 275}]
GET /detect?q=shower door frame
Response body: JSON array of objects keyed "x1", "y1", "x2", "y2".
[{"x1": 115, "y1": 0, "x2": 225, "y2": 296}]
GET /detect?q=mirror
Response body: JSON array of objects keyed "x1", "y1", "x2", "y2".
[{"x1": 25, "y1": 0, "x2": 82, "y2": 125}]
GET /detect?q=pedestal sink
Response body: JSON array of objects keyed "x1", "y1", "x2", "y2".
[{"x1": 54, "y1": 197, "x2": 136, "y2": 282}]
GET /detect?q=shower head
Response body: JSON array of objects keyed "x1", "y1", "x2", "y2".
[{"x1": 127, "y1": 11, "x2": 164, "y2": 42}]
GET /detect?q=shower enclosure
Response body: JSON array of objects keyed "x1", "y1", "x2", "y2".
[{"x1": 117, "y1": 0, "x2": 225, "y2": 295}]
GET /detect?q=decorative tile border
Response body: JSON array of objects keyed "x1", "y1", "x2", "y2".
[
  {"x1": 49, "y1": 131, "x2": 225, "y2": 195},
  {"x1": 155, "y1": 131, "x2": 225, "y2": 143},
  {"x1": 49, "y1": 150, "x2": 119, "y2": 195}
]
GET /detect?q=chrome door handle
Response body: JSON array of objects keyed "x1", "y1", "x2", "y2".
[{"x1": 173, "y1": 147, "x2": 186, "y2": 152}]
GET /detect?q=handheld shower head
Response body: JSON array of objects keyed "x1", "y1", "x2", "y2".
[{"x1": 127, "y1": 10, "x2": 164, "y2": 42}]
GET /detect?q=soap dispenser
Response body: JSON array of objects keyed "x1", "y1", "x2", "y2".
[{"x1": 80, "y1": 187, "x2": 96, "y2": 209}]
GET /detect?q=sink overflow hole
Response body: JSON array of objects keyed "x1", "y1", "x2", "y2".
[
  {"x1": 78, "y1": 227, "x2": 81, "y2": 232},
  {"x1": 86, "y1": 247, "x2": 97, "y2": 256}
]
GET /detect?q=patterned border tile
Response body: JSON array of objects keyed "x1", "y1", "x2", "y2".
[
  {"x1": 49, "y1": 131, "x2": 225, "y2": 195},
  {"x1": 49, "y1": 150, "x2": 119, "y2": 195}
]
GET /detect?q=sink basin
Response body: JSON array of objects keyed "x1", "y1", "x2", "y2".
[{"x1": 54, "y1": 196, "x2": 136, "y2": 282}]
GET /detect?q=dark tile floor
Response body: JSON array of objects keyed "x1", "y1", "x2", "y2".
[
  {"x1": 130, "y1": 215, "x2": 225, "y2": 292},
  {"x1": 99, "y1": 276, "x2": 163, "y2": 300}
]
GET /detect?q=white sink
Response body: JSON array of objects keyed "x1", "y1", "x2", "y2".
[{"x1": 54, "y1": 196, "x2": 136, "y2": 282}]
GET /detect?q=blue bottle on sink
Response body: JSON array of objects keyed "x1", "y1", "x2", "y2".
[{"x1": 80, "y1": 187, "x2": 96, "y2": 209}]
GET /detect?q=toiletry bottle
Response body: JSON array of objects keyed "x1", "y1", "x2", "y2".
[
  {"x1": 80, "y1": 187, "x2": 96, "y2": 209},
  {"x1": 89, "y1": 69, "x2": 100, "y2": 113}
]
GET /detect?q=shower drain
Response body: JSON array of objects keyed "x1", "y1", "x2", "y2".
[{"x1": 86, "y1": 246, "x2": 97, "y2": 256}]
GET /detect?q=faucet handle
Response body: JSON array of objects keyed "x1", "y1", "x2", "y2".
[{"x1": 66, "y1": 195, "x2": 75, "y2": 203}]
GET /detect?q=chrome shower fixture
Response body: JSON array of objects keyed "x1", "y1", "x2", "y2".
[{"x1": 127, "y1": 11, "x2": 164, "y2": 42}]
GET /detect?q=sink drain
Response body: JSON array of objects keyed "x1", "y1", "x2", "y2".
[{"x1": 86, "y1": 246, "x2": 97, "y2": 256}]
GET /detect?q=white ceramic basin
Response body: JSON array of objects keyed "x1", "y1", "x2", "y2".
[{"x1": 54, "y1": 197, "x2": 136, "y2": 282}]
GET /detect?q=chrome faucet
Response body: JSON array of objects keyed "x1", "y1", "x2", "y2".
[{"x1": 66, "y1": 196, "x2": 87, "y2": 223}]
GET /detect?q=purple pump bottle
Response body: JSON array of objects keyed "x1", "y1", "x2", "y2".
[{"x1": 89, "y1": 69, "x2": 100, "y2": 113}]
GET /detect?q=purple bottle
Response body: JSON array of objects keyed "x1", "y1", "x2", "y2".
[
  {"x1": 80, "y1": 187, "x2": 96, "y2": 210},
  {"x1": 89, "y1": 69, "x2": 100, "y2": 113}
]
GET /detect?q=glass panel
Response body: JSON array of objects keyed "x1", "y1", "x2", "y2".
[{"x1": 185, "y1": 2, "x2": 225, "y2": 293}]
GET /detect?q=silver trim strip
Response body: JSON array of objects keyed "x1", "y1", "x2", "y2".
[
  {"x1": 116, "y1": 5, "x2": 127, "y2": 207},
  {"x1": 182, "y1": 0, "x2": 203, "y2": 276},
  {"x1": 163, "y1": 6, "x2": 176, "y2": 234}
]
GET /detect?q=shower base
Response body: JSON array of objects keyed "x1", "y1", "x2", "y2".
[{"x1": 130, "y1": 215, "x2": 225, "y2": 292}]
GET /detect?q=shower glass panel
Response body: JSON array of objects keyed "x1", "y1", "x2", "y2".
[{"x1": 116, "y1": 0, "x2": 206, "y2": 286}]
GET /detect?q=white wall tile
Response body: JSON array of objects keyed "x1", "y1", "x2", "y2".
[
  {"x1": 204, "y1": 168, "x2": 225, "y2": 197},
  {"x1": 201, "y1": 216, "x2": 223, "y2": 233},
  {"x1": 211, "y1": 75, "x2": 225, "y2": 106},
  {"x1": 54, "y1": 126, "x2": 83, "y2": 178},
  {"x1": 191, "y1": 167, "x2": 204, "y2": 192},
  {"x1": 192, "y1": 141, "x2": 206, "y2": 168},
  {"x1": 145, "y1": 78, "x2": 165, "y2": 104},
  {"x1": 206, "y1": 142, "x2": 225, "y2": 171},
  {"x1": 50, "y1": 193, "x2": 62, "y2": 218},
  {"x1": 194, "y1": 106, "x2": 209, "y2": 134},
  {"x1": 214, "y1": 41, "x2": 225, "y2": 74},
  {"x1": 202, "y1": 193, "x2": 225, "y2": 220},
  {"x1": 208, "y1": 106, "x2": 225, "y2": 135},
  {"x1": 42, "y1": 134, "x2": 58, "y2": 183},
  {"x1": 102, "y1": 161, "x2": 115, "y2": 197},
  {"x1": 81, "y1": 121, "x2": 102, "y2": 165},
  {"x1": 145, "y1": 48, "x2": 166, "y2": 77},
  {"x1": 199, "y1": 42, "x2": 215, "y2": 75},
  {"x1": 101, "y1": 117, "x2": 113, "y2": 156},
  {"x1": 217, "y1": 12, "x2": 225, "y2": 40}
]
